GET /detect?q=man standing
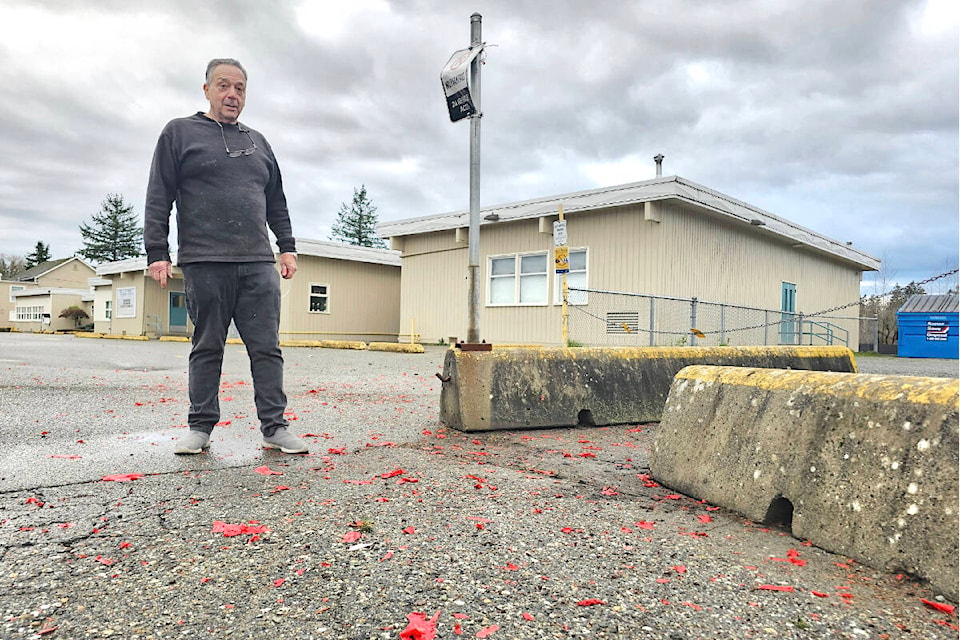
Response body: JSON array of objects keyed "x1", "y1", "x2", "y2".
[{"x1": 144, "y1": 58, "x2": 308, "y2": 455}]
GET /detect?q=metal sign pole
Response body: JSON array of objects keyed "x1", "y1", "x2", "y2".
[{"x1": 466, "y1": 12, "x2": 482, "y2": 344}]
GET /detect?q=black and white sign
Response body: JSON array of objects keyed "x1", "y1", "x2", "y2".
[{"x1": 441, "y1": 47, "x2": 483, "y2": 122}]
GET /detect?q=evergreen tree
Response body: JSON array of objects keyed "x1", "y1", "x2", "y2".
[
  {"x1": 329, "y1": 185, "x2": 386, "y2": 248},
  {"x1": 24, "y1": 241, "x2": 52, "y2": 269},
  {"x1": 78, "y1": 193, "x2": 144, "y2": 263}
]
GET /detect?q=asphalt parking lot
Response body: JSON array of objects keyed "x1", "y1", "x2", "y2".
[{"x1": 1, "y1": 333, "x2": 956, "y2": 639}]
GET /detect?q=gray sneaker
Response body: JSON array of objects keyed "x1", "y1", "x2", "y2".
[
  {"x1": 174, "y1": 430, "x2": 211, "y2": 455},
  {"x1": 262, "y1": 428, "x2": 309, "y2": 454}
]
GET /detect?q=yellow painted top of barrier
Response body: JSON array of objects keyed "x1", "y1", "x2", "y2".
[
  {"x1": 460, "y1": 344, "x2": 854, "y2": 363},
  {"x1": 674, "y1": 365, "x2": 959, "y2": 407}
]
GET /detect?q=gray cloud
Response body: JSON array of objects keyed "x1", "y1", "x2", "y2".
[{"x1": 0, "y1": 0, "x2": 955, "y2": 290}]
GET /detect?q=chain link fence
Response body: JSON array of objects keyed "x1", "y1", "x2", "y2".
[{"x1": 568, "y1": 288, "x2": 877, "y2": 350}]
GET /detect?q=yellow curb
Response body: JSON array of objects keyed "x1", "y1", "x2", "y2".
[
  {"x1": 159, "y1": 336, "x2": 190, "y2": 342},
  {"x1": 318, "y1": 340, "x2": 368, "y2": 350},
  {"x1": 75, "y1": 332, "x2": 103, "y2": 339},
  {"x1": 280, "y1": 340, "x2": 324, "y2": 348},
  {"x1": 226, "y1": 338, "x2": 244, "y2": 345},
  {"x1": 121, "y1": 335, "x2": 150, "y2": 341},
  {"x1": 368, "y1": 342, "x2": 425, "y2": 353}
]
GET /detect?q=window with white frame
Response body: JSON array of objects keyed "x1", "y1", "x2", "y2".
[
  {"x1": 488, "y1": 252, "x2": 549, "y2": 306},
  {"x1": 554, "y1": 248, "x2": 588, "y2": 305},
  {"x1": 309, "y1": 283, "x2": 329, "y2": 313},
  {"x1": 105, "y1": 300, "x2": 112, "y2": 320},
  {"x1": 9, "y1": 285, "x2": 25, "y2": 302},
  {"x1": 16, "y1": 305, "x2": 43, "y2": 321}
]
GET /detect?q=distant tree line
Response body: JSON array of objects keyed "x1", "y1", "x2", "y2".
[{"x1": 859, "y1": 282, "x2": 927, "y2": 345}]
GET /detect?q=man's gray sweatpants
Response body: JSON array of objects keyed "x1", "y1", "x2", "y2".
[{"x1": 181, "y1": 262, "x2": 288, "y2": 437}]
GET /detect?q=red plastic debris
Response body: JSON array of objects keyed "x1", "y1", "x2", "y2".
[
  {"x1": 254, "y1": 466, "x2": 283, "y2": 475},
  {"x1": 922, "y1": 599, "x2": 956, "y2": 616},
  {"x1": 577, "y1": 599, "x2": 605, "y2": 606},
  {"x1": 101, "y1": 473, "x2": 144, "y2": 482},
  {"x1": 399, "y1": 610, "x2": 440, "y2": 640}
]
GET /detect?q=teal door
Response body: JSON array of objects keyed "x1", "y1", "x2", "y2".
[
  {"x1": 169, "y1": 291, "x2": 187, "y2": 332},
  {"x1": 780, "y1": 282, "x2": 796, "y2": 344}
]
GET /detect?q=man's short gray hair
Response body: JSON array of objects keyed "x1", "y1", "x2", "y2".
[{"x1": 206, "y1": 58, "x2": 247, "y2": 84}]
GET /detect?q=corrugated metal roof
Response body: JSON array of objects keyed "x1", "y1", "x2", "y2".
[
  {"x1": 296, "y1": 239, "x2": 401, "y2": 267},
  {"x1": 376, "y1": 175, "x2": 881, "y2": 272},
  {"x1": 96, "y1": 239, "x2": 400, "y2": 276},
  {"x1": 899, "y1": 294, "x2": 959, "y2": 314}
]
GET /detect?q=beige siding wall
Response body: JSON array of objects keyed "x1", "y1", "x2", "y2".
[
  {"x1": 395, "y1": 200, "x2": 864, "y2": 347},
  {"x1": 2, "y1": 281, "x2": 36, "y2": 327},
  {"x1": 280, "y1": 256, "x2": 401, "y2": 342},
  {"x1": 397, "y1": 231, "x2": 468, "y2": 345},
  {"x1": 110, "y1": 273, "x2": 148, "y2": 336},
  {"x1": 36, "y1": 261, "x2": 96, "y2": 289}
]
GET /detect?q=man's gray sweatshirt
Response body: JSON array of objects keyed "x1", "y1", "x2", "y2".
[{"x1": 144, "y1": 112, "x2": 296, "y2": 265}]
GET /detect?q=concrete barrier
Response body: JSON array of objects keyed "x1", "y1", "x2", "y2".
[
  {"x1": 439, "y1": 345, "x2": 856, "y2": 432},
  {"x1": 651, "y1": 365, "x2": 959, "y2": 600}
]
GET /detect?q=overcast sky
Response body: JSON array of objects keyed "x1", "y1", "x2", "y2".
[{"x1": 1, "y1": 0, "x2": 957, "y2": 293}]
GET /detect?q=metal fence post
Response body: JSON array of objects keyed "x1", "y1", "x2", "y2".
[
  {"x1": 764, "y1": 310, "x2": 769, "y2": 345},
  {"x1": 720, "y1": 303, "x2": 726, "y2": 345},
  {"x1": 690, "y1": 297, "x2": 698, "y2": 346},
  {"x1": 649, "y1": 297, "x2": 655, "y2": 346}
]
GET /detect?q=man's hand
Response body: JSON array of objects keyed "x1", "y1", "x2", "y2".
[
  {"x1": 149, "y1": 260, "x2": 173, "y2": 289},
  {"x1": 279, "y1": 253, "x2": 298, "y2": 279}
]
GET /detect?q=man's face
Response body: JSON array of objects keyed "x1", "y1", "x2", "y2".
[{"x1": 204, "y1": 64, "x2": 246, "y2": 124}]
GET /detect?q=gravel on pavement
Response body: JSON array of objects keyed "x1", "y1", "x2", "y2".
[{"x1": 1, "y1": 334, "x2": 956, "y2": 639}]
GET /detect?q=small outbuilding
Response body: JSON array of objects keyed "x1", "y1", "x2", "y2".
[{"x1": 896, "y1": 294, "x2": 959, "y2": 359}]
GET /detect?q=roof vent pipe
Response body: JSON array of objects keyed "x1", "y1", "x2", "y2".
[{"x1": 654, "y1": 154, "x2": 664, "y2": 177}]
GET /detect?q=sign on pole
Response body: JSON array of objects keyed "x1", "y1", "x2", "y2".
[
  {"x1": 553, "y1": 220, "x2": 569, "y2": 273},
  {"x1": 441, "y1": 47, "x2": 483, "y2": 122}
]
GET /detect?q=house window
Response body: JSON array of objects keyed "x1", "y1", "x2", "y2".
[
  {"x1": 16, "y1": 305, "x2": 43, "y2": 321},
  {"x1": 309, "y1": 283, "x2": 329, "y2": 313},
  {"x1": 488, "y1": 253, "x2": 548, "y2": 306},
  {"x1": 554, "y1": 248, "x2": 588, "y2": 305},
  {"x1": 105, "y1": 300, "x2": 112, "y2": 320},
  {"x1": 9, "y1": 285, "x2": 24, "y2": 302}
]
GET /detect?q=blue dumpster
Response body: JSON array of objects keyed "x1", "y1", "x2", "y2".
[{"x1": 897, "y1": 294, "x2": 959, "y2": 359}]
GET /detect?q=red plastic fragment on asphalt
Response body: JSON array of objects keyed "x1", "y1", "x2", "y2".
[
  {"x1": 811, "y1": 591, "x2": 830, "y2": 598},
  {"x1": 102, "y1": 473, "x2": 144, "y2": 482},
  {"x1": 50, "y1": 454, "x2": 82, "y2": 459},
  {"x1": 756, "y1": 585, "x2": 794, "y2": 592},
  {"x1": 522, "y1": 612, "x2": 534, "y2": 621},
  {"x1": 342, "y1": 531, "x2": 362, "y2": 543},
  {"x1": 636, "y1": 521, "x2": 655, "y2": 530},
  {"x1": 402, "y1": 526, "x2": 416, "y2": 534},
  {"x1": 399, "y1": 610, "x2": 440, "y2": 640},
  {"x1": 577, "y1": 599, "x2": 605, "y2": 606},
  {"x1": 212, "y1": 520, "x2": 270, "y2": 537},
  {"x1": 697, "y1": 514, "x2": 713, "y2": 524},
  {"x1": 476, "y1": 625, "x2": 499, "y2": 638},
  {"x1": 922, "y1": 599, "x2": 956, "y2": 615},
  {"x1": 254, "y1": 466, "x2": 283, "y2": 475}
]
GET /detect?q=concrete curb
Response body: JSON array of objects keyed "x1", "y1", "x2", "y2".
[
  {"x1": 369, "y1": 341, "x2": 425, "y2": 353},
  {"x1": 439, "y1": 345, "x2": 857, "y2": 432},
  {"x1": 651, "y1": 365, "x2": 959, "y2": 600}
]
